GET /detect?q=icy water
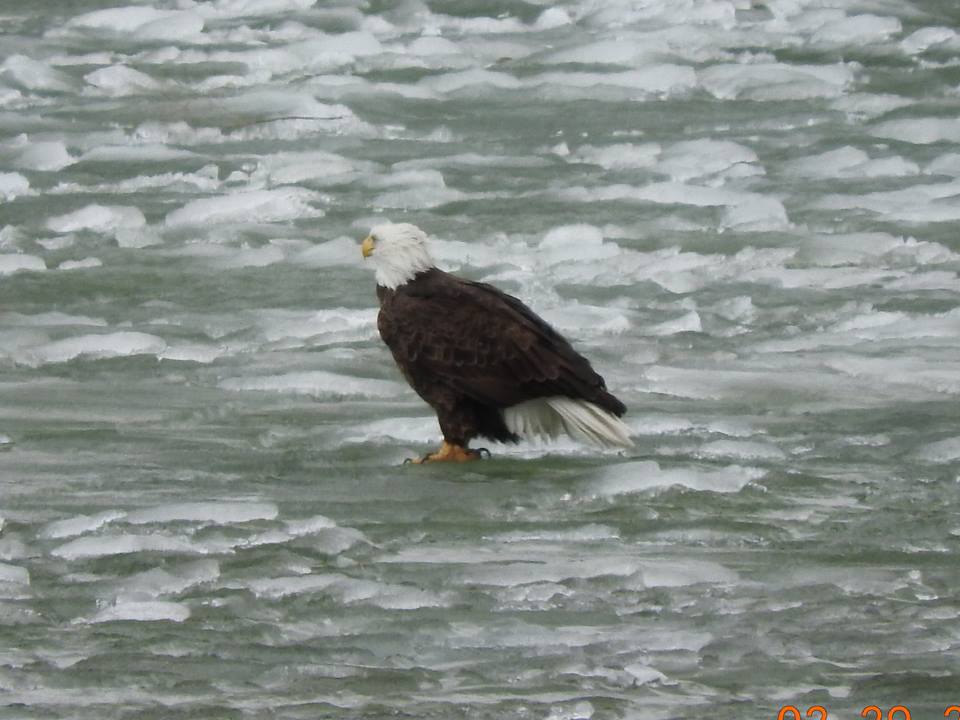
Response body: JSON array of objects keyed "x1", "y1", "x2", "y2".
[{"x1": 2, "y1": 0, "x2": 960, "y2": 717}]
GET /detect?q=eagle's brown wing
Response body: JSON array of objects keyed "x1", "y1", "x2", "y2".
[{"x1": 377, "y1": 269, "x2": 625, "y2": 415}]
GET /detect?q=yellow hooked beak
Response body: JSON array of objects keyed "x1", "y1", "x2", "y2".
[{"x1": 361, "y1": 236, "x2": 375, "y2": 259}]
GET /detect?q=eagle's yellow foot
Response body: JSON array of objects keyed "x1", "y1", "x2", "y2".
[{"x1": 405, "y1": 441, "x2": 488, "y2": 464}]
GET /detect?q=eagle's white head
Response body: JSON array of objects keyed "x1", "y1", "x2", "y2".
[{"x1": 360, "y1": 222, "x2": 435, "y2": 289}]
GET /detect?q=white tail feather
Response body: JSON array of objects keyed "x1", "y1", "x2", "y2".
[{"x1": 502, "y1": 396, "x2": 634, "y2": 449}]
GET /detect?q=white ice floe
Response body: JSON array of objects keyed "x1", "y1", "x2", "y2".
[
  {"x1": 647, "y1": 311, "x2": 702, "y2": 336},
  {"x1": 394, "y1": 153, "x2": 551, "y2": 172},
  {"x1": 13, "y1": 140, "x2": 75, "y2": 171},
  {"x1": 0, "y1": 86, "x2": 22, "y2": 106},
  {"x1": 442, "y1": 620, "x2": 631, "y2": 652},
  {"x1": 33, "y1": 236, "x2": 76, "y2": 252},
  {"x1": 539, "y1": 35, "x2": 667, "y2": 66},
  {"x1": 85, "y1": 600, "x2": 191, "y2": 624},
  {"x1": 2, "y1": 55, "x2": 75, "y2": 92},
  {"x1": 296, "y1": 236, "x2": 363, "y2": 267},
  {"x1": 871, "y1": 117, "x2": 960, "y2": 145},
  {"x1": 57, "y1": 258, "x2": 102, "y2": 271},
  {"x1": 52, "y1": 533, "x2": 209, "y2": 560},
  {"x1": 588, "y1": 460, "x2": 762, "y2": 497},
  {"x1": 191, "y1": 91, "x2": 366, "y2": 139},
  {"x1": 624, "y1": 664, "x2": 671, "y2": 687},
  {"x1": 833, "y1": 307, "x2": 960, "y2": 342},
  {"x1": 240, "y1": 521, "x2": 358, "y2": 552},
  {"x1": 84, "y1": 65, "x2": 161, "y2": 95},
  {"x1": 245, "y1": 574, "x2": 340, "y2": 598},
  {"x1": 913, "y1": 437, "x2": 960, "y2": 464},
  {"x1": 0, "y1": 172, "x2": 29, "y2": 200},
  {"x1": 41, "y1": 510, "x2": 127, "y2": 539},
  {"x1": 193, "y1": 0, "x2": 316, "y2": 21},
  {"x1": 255, "y1": 150, "x2": 372, "y2": 186},
  {"x1": 0, "y1": 311, "x2": 107, "y2": 327},
  {"x1": 214, "y1": 245, "x2": 285, "y2": 269},
  {"x1": 627, "y1": 414, "x2": 754, "y2": 438},
  {"x1": 332, "y1": 577, "x2": 454, "y2": 610},
  {"x1": 456, "y1": 551, "x2": 738, "y2": 590},
  {"x1": 720, "y1": 195, "x2": 790, "y2": 231},
  {"x1": 62, "y1": 6, "x2": 204, "y2": 41},
  {"x1": 458, "y1": 556, "x2": 642, "y2": 587},
  {"x1": 537, "y1": 224, "x2": 620, "y2": 266},
  {"x1": 637, "y1": 558, "x2": 739, "y2": 588},
  {"x1": 372, "y1": 173, "x2": 467, "y2": 210},
  {"x1": 656, "y1": 139, "x2": 759, "y2": 182},
  {"x1": 77, "y1": 144, "x2": 201, "y2": 164},
  {"x1": 491, "y1": 525, "x2": 620, "y2": 544},
  {"x1": 496, "y1": 582, "x2": 573, "y2": 607},
  {"x1": 830, "y1": 93, "x2": 913, "y2": 120},
  {"x1": 17, "y1": 332, "x2": 166, "y2": 367},
  {"x1": 157, "y1": 343, "x2": 226, "y2": 363},
  {"x1": 529, "y1": 66, "x2": 698, "y2": 98},
  {"x1": 0, "y1": 562, "x2": 30, "y2": 586},
  {"x1": 900, "y1": 27, "x2": 956, "y2": 54},
  {"x1": 47, "y1": 204, "x2": 146, "y2": 233},
  {"x1": 812, "y1": 14, "x2": 901, "y2": 46},
  {"x1": 639, "y1": 363, "x2": 886, "y2": 405},
  {"x1": 110, "y1": 560, "x2": 220, "y2": 600},
  {"x1": 558, "y1": 182, "x2": 789, "y2": 231},
  {"x1": 165, "y1": 187, "x2": 324, "y2": 226},
  {"x1": 125, "y1": 501, "x2": 278, "y2": 525},
  {"x1": 407, "y1": 36, "x2": 464, "y2": 58},
  {"x1": 51, "y1": 168, "x2": 218, "y2": 202},
  {"x1": 699, "y1": 62, "x2": 854, "y2": 100},
  {"x1": 535, "y1": 7, "x2": 573, "y2": 30},
  {"x1": 204, "y1": 31, "x2": 383, "y2": 77},
  {"x1": 786, "y1": 146, "x2": 918, "y2": 179},
  {"x1": 0, "y1": 254, "x2": 46, "y2": 275},
  {"x1": 340, "y1": 416, "x2": 438, "y2": 445},
  {"x1": 826, "y1": 356, "x2": 960, "y2": 396},
  {"x1": 768, "y1": 296, "x2": 959, "y2": 351},
  {"x1": 816, "y1": 180, "x2": 960, "y2": 223},
  {"x1": 539, "y1": 301, "x2": 630, "y2": 336},
  {"x1": 571, "y1": 143, "x2": 661, "y2": 170},
  {"x1": 257, "y1": 307, "x2": 378, "y2": 344},
  {"x1": 926, "y1": 153, "x2": 960, "y2": 177},
  {"x1": 562, "y1": 181, "x2": 751, "y2": 208},
  {"x1": 691, "y1": 440, "x2": 786, "y2": 461},
  {"x1": 286, "y1": 514, "x2": 337, "y2": 535},
  {"x1": 220, "y1": 370, "x2": 406, "y2": 399},
  {"x1": 245, "y1": 571, "x2": 446, "y2": 608},
  {"x1": 424, "y1": 69, "x2": 523, "y2": 95}
]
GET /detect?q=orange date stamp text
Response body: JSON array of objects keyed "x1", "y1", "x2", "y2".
[{"x1": 776, "y1": 705, "x2": 960, "y2": 720}]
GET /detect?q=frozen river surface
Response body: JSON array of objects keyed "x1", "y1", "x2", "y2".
[{"x1": 2, "y1": 0, "x2": 960, "y2": 717}]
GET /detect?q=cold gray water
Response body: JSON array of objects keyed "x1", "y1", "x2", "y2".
[{"x1": 2, "y1": 1, "x2": 960, "y2": 717}]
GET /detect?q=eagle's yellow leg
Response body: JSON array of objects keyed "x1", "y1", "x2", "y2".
[{"x1": 408, "y1": 441, "x2": 485, "y2": 464}]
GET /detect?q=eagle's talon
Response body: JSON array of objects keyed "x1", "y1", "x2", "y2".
[
  {"x1": 474, "y1": 447, "x2": 491, "y2": 459},
  {"x1": 403, "y1": 442, "x2": 486, "y2": 464}
]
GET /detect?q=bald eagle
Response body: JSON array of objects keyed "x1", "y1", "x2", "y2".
[{"x1": 361, "y1": 223, "x2": 632, "y2": 463}]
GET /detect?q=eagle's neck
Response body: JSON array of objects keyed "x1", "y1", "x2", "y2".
[
  {"x1": 372, "y1": 240, "x2": 435, "y2": 290},
  {"x1": 377, "y1": 268, "x2": 435, "y2": 302}
]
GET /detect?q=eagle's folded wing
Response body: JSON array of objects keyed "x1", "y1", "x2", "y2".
[{"x1": 378, "y1": 276, "x2": 623, "y2": 414}]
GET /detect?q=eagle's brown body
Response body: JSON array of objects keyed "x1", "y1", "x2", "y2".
[{"x1": 376, "y1": 267, "x2": 626, "y2": 448}]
